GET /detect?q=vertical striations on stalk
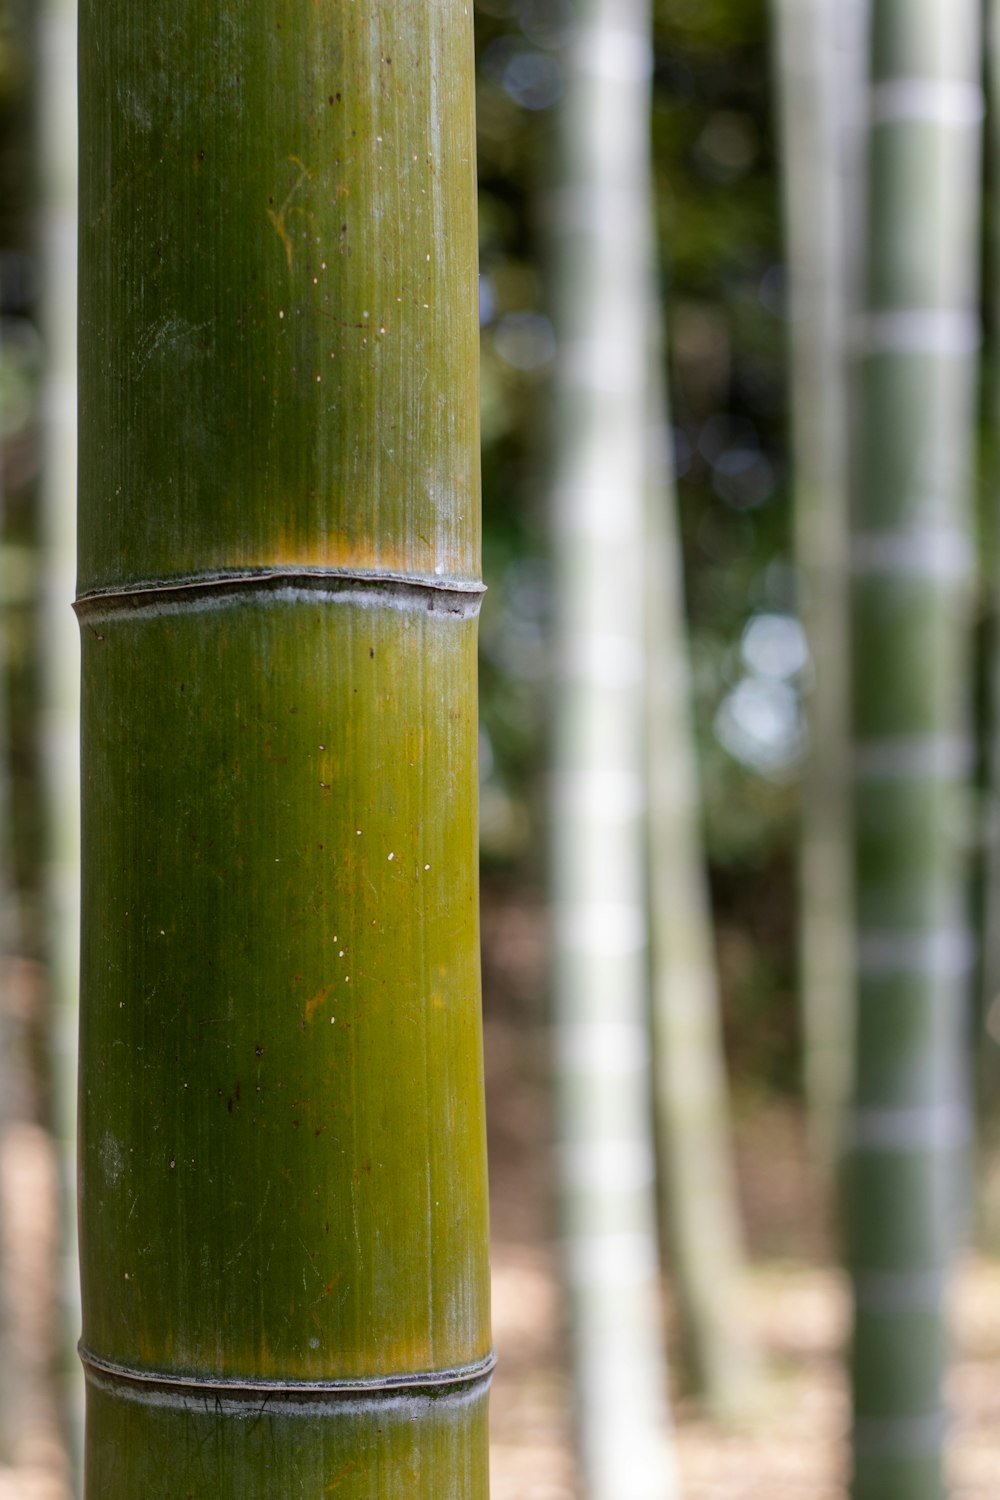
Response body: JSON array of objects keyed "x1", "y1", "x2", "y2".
[
  {"x1": 849, "y1": 2, "x2": 981, "y2": 1495},
  {"x1": 77, "y1": 5, "x2": 491, "y2": 1495},
  {"x1": 550, "y1": 1, "x2": 677, "y2": 1496}
]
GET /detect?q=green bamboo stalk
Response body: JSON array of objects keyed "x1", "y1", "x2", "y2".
[
  {"x1": 977, "y1": 0, "x2": 1000, "y2": 1159},
  {"x1": 0, "y1": 320, "x2": 12, "y2": 1469},
  {"x1": 38, "y1": 0, "x2": 81, "y2": 1478},
  {"x1": 772, "y1": 0, "x2": 863, "y2": 1187},
  {"x1": 77, "y1": 7, "x2": 491, "y2": 1495},
  {"x1": 645, "y1": 350, "x2": 758, "y2": 1421},
  {"x1": 550, "y1": 3, "x2": 677, "y2": 1496},
  {"x1": 849, "y1": 2, "x2": 981, "y2": 1495}
]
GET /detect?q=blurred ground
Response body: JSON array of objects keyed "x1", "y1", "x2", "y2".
[
  {"x1": 0, "y1": 883, "x2": 998, "y2": 1497},
  {"x1": 482, "y1": 880, "x2": 1000, "y2": 1500}
]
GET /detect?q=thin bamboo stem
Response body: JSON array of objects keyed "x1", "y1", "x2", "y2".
[
  {"x1": 772, "y1": 0, "x2": 866, "y2": 1190},
  {"x1": 550, "y1": 2, "x2": 678, "y2": 1495},
  {"x1": 38, "y1": 0, "x2": 81, "y2": 1479},
  {"x1": 645, "y1": 350, "x2": 758, "y2": 1420}
]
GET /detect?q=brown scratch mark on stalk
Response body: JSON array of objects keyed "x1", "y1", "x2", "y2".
[
  {"x1": 267, "y1": 155, "x2": 312, "y2": 271},
  {"x1": 304, "y1": 983, "x2": 334, "y2": 1023}
]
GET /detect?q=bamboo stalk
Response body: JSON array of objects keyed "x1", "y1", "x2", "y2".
[
  {"x1": 38, "y1": 0, "x2": 81, "y2": 1478},
  {"x1": 645, "y1": 349, "x2": 758, "y2": 1421},
  {"x1": 550, "y1": 2, "x2": 678, "y2": 1495},
  {"x1": 772, "y1": 0, "x2": 865, "y2": 1188},
  {"x1": 849, "y1": 2, "x2": 981, "y2": 1494},
  {"x1": 976, "y1": 0, "x2": 1000, "y2": 1155},
  {"x1": 77, "y1": 6, "x2": 491, "y2": 1494}
]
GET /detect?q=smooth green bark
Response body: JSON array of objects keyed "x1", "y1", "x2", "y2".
[
  {"x1": 78, "y1": 5, "x2": 490, "y2": 1494},
  {"x1": 849, "y1": 2, "x2": 981, "y2": 1494}
]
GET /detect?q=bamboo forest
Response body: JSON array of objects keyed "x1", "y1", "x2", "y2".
[{"x1": 7, "y1": 0, "x2": 1000, "y2": 1496}]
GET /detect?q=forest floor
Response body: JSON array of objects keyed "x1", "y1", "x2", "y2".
[
  {"x1": 482, "y1": 882, "x2": 1000, "y2": 1500},
  {"x1": 2, "y1": 888, "x2": 1000, "y2": 1497}
]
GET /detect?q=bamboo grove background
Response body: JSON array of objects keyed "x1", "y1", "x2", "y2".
[{"x1": 6, "y1": 0, "x2": 1000, "y2": 1496}]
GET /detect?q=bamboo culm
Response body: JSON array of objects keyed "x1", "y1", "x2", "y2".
[
  {"x1": 849, "y1": 2, "x2": 981, "y2": 1495},
  {"x1": 645, "y1": 355, "x2": 758, "y2": 1420},
  {"x1": 39, "y1": 0, "x2": 82, "y2": 1477},
  {"x1": 550, "y1": 2, "x2": 678, "y2": 1496},
  {"x1": 772, "y1": 0, "x2": 866, "y2": 1189},
  {"x1": 78, "y1": 6, "x2": 491, "y2": 1495}
]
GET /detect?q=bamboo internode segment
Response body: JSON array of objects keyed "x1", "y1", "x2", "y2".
[
  {"x1": 78, "y1": 4, "x2": 481, "y2": 594},
  {"x1": 849, "y1": 1, "x2": 981, "y2": 1496},
  {"x1": 78, "y1": 4, "x2": 489, "y2": 1494}
]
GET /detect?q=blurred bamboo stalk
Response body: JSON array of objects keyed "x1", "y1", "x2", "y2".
[
  {"x1": 849, "y1": 1, "x2": 981, "y2": 1494},
  {"x1": 550, "y1": 2, "x2": 678, "y2": 1495},
  {"x1": 645, "y1": 345, "x2": 758, "y2": 1419},
  {"x1": 977, "y1": 0, "x2": 1000, "y2": 1151},
  {"x1": 38, "y1": 0, "x2": 80, "y2": 1482},
  {"x1": 1, "y1": 0, "x2": 55, "y2": 1474},
  {"x1": 0, "y1": 313, "x2": 12, "y2": 1468},
  {"x1": 772, "y1": 0, "x2": 866, "y2": 1194}
]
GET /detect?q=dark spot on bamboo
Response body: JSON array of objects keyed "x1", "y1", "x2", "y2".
[{"x1": 255, "y1": 1045, "x2": 263, "y2": 1057}]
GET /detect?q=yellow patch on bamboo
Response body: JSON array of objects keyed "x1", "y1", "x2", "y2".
[
  {"x1": 304, "y1": 983, "x2": 334, "y2": 1023},
  {"x1": 268, "y1": 528, "x2": 413, "y2": 576}
]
